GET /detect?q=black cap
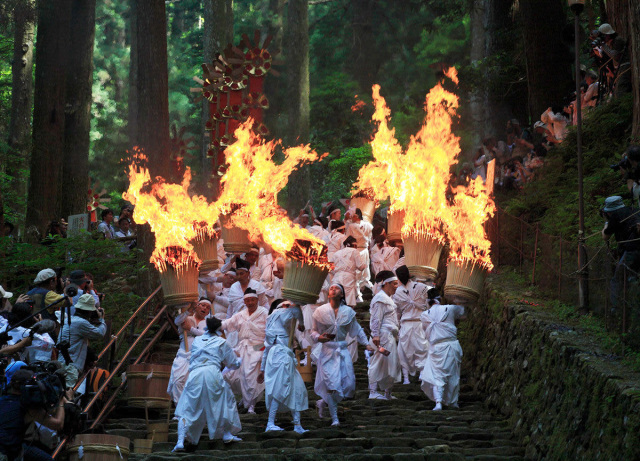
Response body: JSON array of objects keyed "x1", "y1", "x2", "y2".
[
  {"x1": 235, "y1": 258, "x2": 252, "y2": 272},
  {"x1": 69, "y1": 269, "x2": 88, "y2": 285}
]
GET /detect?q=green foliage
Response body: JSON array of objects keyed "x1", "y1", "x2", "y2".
[
  {"x1": 313, "y1": 145, "x2": 373, "y2": 206},
  {"x1": 502, "y1": 94, "x2": 634, "y2": 239},
  {"x1": 0, "y1": 233, "x2": 147, "y2": 328}
]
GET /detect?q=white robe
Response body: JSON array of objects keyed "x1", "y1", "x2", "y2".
[
  {"x1": 330, "y1": 246, "x2": 366, "y2": 307},
  {"x1": 167, "y1": 314, "x2": 207, "y2": 404},
  {"x1": 174, "y1": 334, "x2": 241, "y2": 442},
  {"x1": 295, "y1": 276, "x2": 330, "y2": 351},
  {"x1": 371, "y1": 245, "x2": 401, "y2": 276},
  {"x1": 419, "y1": 304, "x2": 464, "y2": 406},
  {"x1": 308, "y1": 224, "x2": 331, "y2": 244},
  {"x1": 261, "y1": 307, "x2": 308, "y2": 412},
  {"x1": 311, "y1": 303, "x2": 368, "y2": 403},
  {"x1": 226, "y1": 280, "x2": 266, "y2": 347},
  {"x1": 368, "y1": 291, "x2": 402, "y2": 390},
  {"x1": 327, "y1": 232, "x2": 347, "y2": 261},
  {"x1": 221, "y1": 307, "x2": 268, "y2": 407},
  {"x1": 393, "y1": 281, "x2": 431, "y2": 375},
  {"x1": 346, "y1": 221, "x2": 373, "y2": 292}
]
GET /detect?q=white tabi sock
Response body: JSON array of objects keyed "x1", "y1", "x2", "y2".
[
  {"x1": 266, "y1": 400, "x2": 283, "y2": 431},
  {"x1": 172, "y1": 419, "x2": 187, "y2": 452},
  {"x1": 292, "y1": 410, "x2": 308, "y2": 433},
  {"x1": 402, "y1": 369, "x2": 410, "y2": 384},
  {"x1": 326, "y1": 394, "x2": 339, "y2": 426}
]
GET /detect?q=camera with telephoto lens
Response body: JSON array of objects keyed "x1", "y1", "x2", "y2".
[
  {"x1": 610, "y1": 156, "x2": 632, "y2": 172},
  {"x1": 20, "y1": 368, "x2": 66, "y2": 410}
]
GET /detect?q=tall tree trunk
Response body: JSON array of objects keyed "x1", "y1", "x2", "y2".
[
  {"x1": 129, "y1": 0, "x2": 172, "y2": 294},
  {"x1": 263, "y1": 0, "x2": 285, "y2": 142},
  {"x1": 285, "y1": 0, "x2": 310, "y2": 213},
  {"x1": 202, "y1": 0, "x2": 234, "y2": 198},
  {"x1": 350, "y1": 0, "x2": 377, "y2": 94},
  {"x1": 468, "y1": 0, "x2": 489, "y2": 142},
  {"x1": 61, "y1": 0, "x2": 96, "y2": 220},
  {"x1": 26, "y1": 0, "x2": 72, "y2": 239},
  {"x1": 519, "y1": 0, "x2": 573, "y2": 121},
  {"x1": 6, "y1": 0, "x2": 36, "y2": 235}
]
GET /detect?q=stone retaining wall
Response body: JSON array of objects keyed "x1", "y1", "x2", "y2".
[{"x1": 460, "y1": 283, "x2": 640, "y2": 460}]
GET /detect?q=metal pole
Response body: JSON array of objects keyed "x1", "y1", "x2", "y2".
[{"x1": 574, "y1": 6, "x2": 589, "y2": 312}]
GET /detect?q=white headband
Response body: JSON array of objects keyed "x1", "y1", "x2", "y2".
[
  {"x1": 383, "y1": 276, "x2": 398, "y2": 285},
  {"x1": 244, "y1": 293, "x2": 258, "y2": 299},
  {"x1": 198, "y1": 299, "x2": 212, "y2": 306},
  {"x1": 329, "y1": 283, "x2": 344, "y2": 293},
  {"x1": 277, "y1": 300, "x2": 292, "y2": 309}
]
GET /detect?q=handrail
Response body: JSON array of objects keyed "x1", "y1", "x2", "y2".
[
  {"x1": 89, "y1": 322, "x2": 171, "y2": 430},
  {"x1": 52, "y1": 303, "x2": 169, "y2": 458},
  {"x1": 70, "y1": 285, "x2": 162, "y2": 392}
]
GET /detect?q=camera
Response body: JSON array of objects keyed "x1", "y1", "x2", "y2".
[
  {"x1": 610, "y1": 156, "x2": 632, "y2": 172},
  {"x1": 20, "y1": 369, "x2": 66, "y2": 410},
  {"x1": 64, "y1": 285, "x2": 78, "y2": 298},
  {"x1": 591, "y1": 38, "x2": 603, "y2": 47}
]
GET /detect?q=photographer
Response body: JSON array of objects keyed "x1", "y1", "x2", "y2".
[
  {"x1": 1, "y1": 303, "x2": 55, "y2": 365},
  {"x1": 601, "y1": 196, "x2": 640, "y2": 312},
  {"x1": 26, "y1": 269, "x2": 65, "y2": 321},
  {"x1": 0, "y1": 369, "x2": 73, "y2": 461},
  {"x1": 68, "y1": 270, "x2": 101, "y2": 312},
  {"x1": 57, "y1": 294, "x2": 106, "y2": 388}
]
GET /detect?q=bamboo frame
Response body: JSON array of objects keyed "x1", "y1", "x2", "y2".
[
  {"x1": 158, "y1": 262, "x2": 199, "y2": 306},
  {"x1": 387, "y1": 210, "x2": 405, "y2": 243},
  {"x1": 444, "y1": 259, "x2": 488, "y2": 304},
  {"x1": 191, "y1": 233, "x2": 220, "y2": 273},
  {"x1": 350, "y1": 197, "x2": 376, "y2": 223},
  {"x1": 403, "y1": 233, "x2": 443, "y2": 281},
  {"x1": 282, "y1": 260, "x2": 330, "y2": 305}
]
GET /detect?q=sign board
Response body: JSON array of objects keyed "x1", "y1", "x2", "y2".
[{"x1": 67, "y1": 213, "x2": 89, "y2": 237}]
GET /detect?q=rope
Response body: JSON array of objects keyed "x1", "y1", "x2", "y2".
[{"x1": 67, "y1": 444, "x2": 130, "y2": 456}]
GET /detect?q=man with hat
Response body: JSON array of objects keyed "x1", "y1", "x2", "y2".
[
  {"x1": 221, "y1": 287, "x2": 268, "y2": 414},
  {"x1": 57, "y1": 293, "x2": 106, "y2": 387},
  {"x1": 26, "y1": 269, "x2": 65, "y2": 320},
  {"x1": 419, "y1": 288, "x2": 465, "y2": 411},
  {"x1": 367, "y1": 270, "x2": 402, "y2": 400},
  {"x1": 601, "y1": 196, "x2": 640, "y2": 311},
  {"x1": 311, "y1": 283, "x2": 370, "y2": 426}
]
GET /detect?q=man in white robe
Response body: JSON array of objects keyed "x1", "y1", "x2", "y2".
[
  {"x1": 419, "y1": 289, "x2": 465, "y2": 411},
  {"x1": 226, "y1": 259, "x2": 267, "y2": 317},
  {"x1": 327, "y1": 221, "x2": 347, "y2": 261},
  {"x1": 173, "y1": 317, "x2": 242, "y2": 451},
  {"x1": 258, "y1": 300, "x2": 308, "y2": 433},
  {"x1": 311, "y1": 284, "x2": 370, "y2": 426},
  {"x1": 167, "y1": 299, "x2": 210, "y2": 405},
  {"x1": 371, "y1": 238, "x2": 402, "y2": 277},
  {"x1": 261, "y1": 259, "x2": 284, "y2": 306},
  {"x1": 345, "y1": 208, "x2": 374, "y2": 299},
  {"x1": 368, "y1": 270, "x2": 402, "y2": 400},
  {"x1": 392, "y1": 266, "x2": 431, "y2": 384},
  {"x1": 221, "y1": 287, "x2": 268, "y2": 414},
  {"x1": 198, "y1": 270, "x2": 235, "y2": 319},
  {"x1": 329, "y1": 236, "x2": 366, "y2": 307}
]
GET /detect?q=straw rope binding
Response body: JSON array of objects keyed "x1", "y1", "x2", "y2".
[
  {"x1": 403, "y1": 234, "x2": 443, "y2": 280},
  {"x1": 444, "y1": 258, "x2": 487, "y2": 303},
  {"x1": 282, "y1": 260, "x2": 330, "y2": 305},
  {"x1": 159, "y1": 261, "x2": 199, "y2": 306}
]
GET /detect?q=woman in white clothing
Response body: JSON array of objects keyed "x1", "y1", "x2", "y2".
[
  {"x1": 311, "y1": 284, "x2": 370, "y2": 426},
  {"x1": 258, "y1": 299, "x2": 308, "y2": 433},
  {"x1": 173, "y1": 316, "x2": 242, "y2": 451}
]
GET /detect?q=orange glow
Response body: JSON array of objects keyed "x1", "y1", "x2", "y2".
[
  {"x1": 123, "y1": 149, "x2": 221, "y2": 271},
  {"x1": 354, "y1": 68, "x2": 494, "y2": 269},
  {"x1": 444, "y1": 177, "x2": 495, "y2": 270},
  {"x1": 354, "y1": 84, "x2": 404, "y2": 203},
  {"x1": 215, "y1": 119, "x2": 332, "y2": 269}
]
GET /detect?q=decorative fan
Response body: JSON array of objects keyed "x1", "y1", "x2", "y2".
[{"x1": 87, "y1": 179, "x2": 110, "y2": 222}]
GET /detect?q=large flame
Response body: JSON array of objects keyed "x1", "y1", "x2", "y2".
[
  {"x1": 354, "y1": 84, "x2": 403, "y2": 202},
  {"x1": 354, "y1": 68, "x2": 494, "y2": 269},
  {"x1": 215, "y1": 119, "x2": 332, "y2": 269},
  {"x1": 123, "y1": 149, "x2": 221, "y2": 271},
  {"x1": 444, "y1": 177, "x2": 495, "y2": 270}
]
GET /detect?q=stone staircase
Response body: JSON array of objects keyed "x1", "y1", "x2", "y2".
[{"x1": 101, "y1": 302, "x2": 528, "y2": 461}]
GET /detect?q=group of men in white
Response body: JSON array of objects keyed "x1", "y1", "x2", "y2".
[{"x1": 166, "y1": 205, "x2": 466, "y2": 451}]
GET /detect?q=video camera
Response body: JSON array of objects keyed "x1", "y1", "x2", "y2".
[{"x1": 20, "y1": 368, "x2": 66, "y2": 410}]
